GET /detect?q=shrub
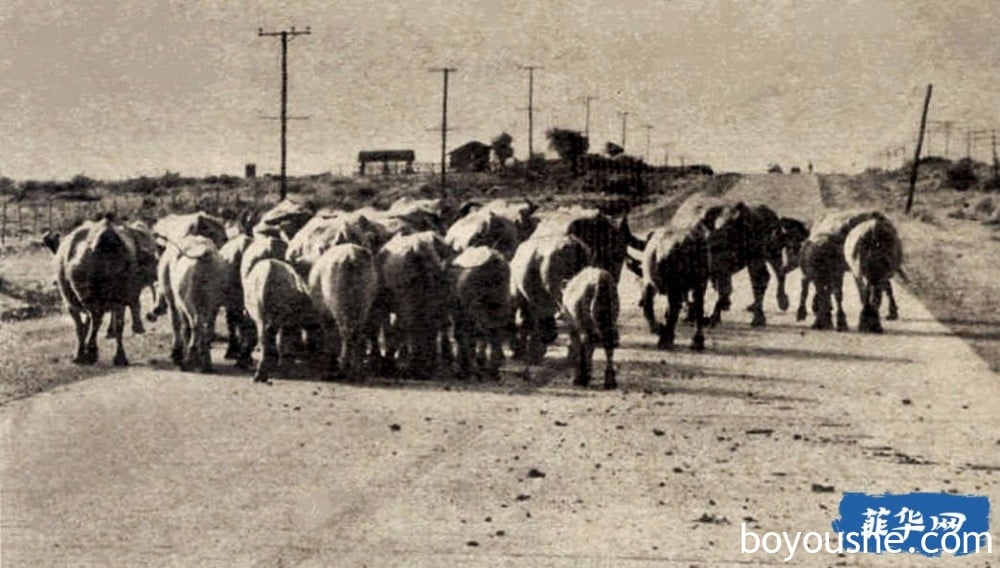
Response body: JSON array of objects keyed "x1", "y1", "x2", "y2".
[{"x1": 946, "y1": 158, "x2": 978, "y2": 191}]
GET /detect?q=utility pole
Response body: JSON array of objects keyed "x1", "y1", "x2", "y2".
[
  {"x1": 429, "y1": 67, "x2": 457, "y2": 195},
  {"x1": 258, "y1": 25, "x2": 311, "y2": 201},
  {"x1": 929, "y1": 120, "x2": 954, "y2": 157},
  {"x1": 662, "y1": 143, "x2": 674, "y2": 167},
  {"x1": 619, "y1": 111, "x2": 629, "y2": 152},
  {"x1": 584, "y1": 95, "x2": 598, "y2": 142},
  {"x1": 643, "y1": 124, "x2": 653, "y2": 163},
  {"x1": 905, "y1": 84, "x2": 932, "y2": 214},
  {"x1": 967, "y1": 129, "x2": 990, "y2": 159},
  {"x1": 993, "y1": 130, "x2": 998, "y2": 182},
  {"x1": 520, "y1": 66, "x2": 542, "y2": 163}
]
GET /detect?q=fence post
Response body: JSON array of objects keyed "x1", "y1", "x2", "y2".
[
  {"x1": 48, "y1": 200, "x2": 53, "y2": 230},
  {"x1": 33, "y1": 203, "x2": 38, "y2": 233},
  {"x1": 17, "y1": 203, "x2": 23, "y2": 239},
  {"x1": 1, "y1": 202, "x2": 6, "y2": 246}
]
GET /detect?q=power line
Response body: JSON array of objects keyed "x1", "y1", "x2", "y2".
[
  {"x1": 429, "y1": 67, "x2": 457, "y2": 195},
  {"x1": 258, "y1": 25, "x2": 311, "y2": 201}
]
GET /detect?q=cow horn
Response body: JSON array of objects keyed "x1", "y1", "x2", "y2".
[{"x1": 623, "y1": 252, "x2": 643, "y2": 278}]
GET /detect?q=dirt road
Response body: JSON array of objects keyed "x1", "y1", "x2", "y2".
[{"x1": 3, "y1": 175, "x2": 998, "y2": 566}]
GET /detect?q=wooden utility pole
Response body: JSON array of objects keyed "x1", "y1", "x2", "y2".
[
  {"x1": 643, "y1": 124, "x2": 653, "y2": 163},
  {"x1": 993, "y1": 130, "x2": 998, "y2": 182},
  {"x1": 430, "y1": 67, "x2": 457, "y2": 194},
  {"x1": 584, "y1": 95, "x2": 597, "y2": 142},
  {"x1": 905, "y1": 84, "x2": 933, "y2": 214},
  {"x1": 662, "y1": 143, "x2": 674, "y2": 167},
  {"x1": 258, "y1": 25, "x2": 311, "y2": 201},
  {"x1": 619, "y1": 111, "x2": 629, "y2": 152},
  {"x1": 967, "y1": 129, "x2": 990, "y2": 159},
  {"x1": 520, "y1": 66, "x2": 542, "y2": 163}
]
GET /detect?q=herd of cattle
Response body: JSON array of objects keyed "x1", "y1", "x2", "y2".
[{"x1": 42, "y1": 192, "x2": 904, "y2": 390}]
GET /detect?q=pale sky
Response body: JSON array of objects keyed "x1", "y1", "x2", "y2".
[{"x1": 1, "y1": 0, "x2": 998, "y2": 180}]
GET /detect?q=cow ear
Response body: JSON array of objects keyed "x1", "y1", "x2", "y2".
[
  {"x1": 42, "y1": 231, "x2": 61, "y2": 254},
  {"x1": 559, "y1": 278, "x2": 571, "y2": 294}
]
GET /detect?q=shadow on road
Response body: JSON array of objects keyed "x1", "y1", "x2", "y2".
[{"x1": 710, "y1": 344, "x2": 912, "y2": 364}]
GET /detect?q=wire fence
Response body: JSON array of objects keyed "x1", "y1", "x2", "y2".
[{"x1": 0, "y1": 189, "x2": 272, "y2": 246}]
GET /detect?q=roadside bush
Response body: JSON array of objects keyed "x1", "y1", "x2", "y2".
[
  {"x1": 972, "y1": 195, "x2": 995, "y2": 218},
  {"x1": 946, "y1": 159, "x2": 978, "y2": 191}
]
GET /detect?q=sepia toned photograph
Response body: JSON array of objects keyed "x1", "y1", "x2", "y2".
[{"x1": 1, "y1": 1, "x2": 998, "y2": 565}]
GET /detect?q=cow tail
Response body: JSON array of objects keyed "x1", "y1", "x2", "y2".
[{"x1": 591, "y1": 272, "x2": 619, "y2": 349}]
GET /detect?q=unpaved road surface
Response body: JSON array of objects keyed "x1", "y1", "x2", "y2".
[{"x1": 3, "y1": 175, "x2": 998, "y2": 567}]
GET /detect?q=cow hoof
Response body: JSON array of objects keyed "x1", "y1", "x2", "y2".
[
  {"x1": 777, "y1": 293, "x2": 790, "y2": 312},
  {"x1": 132, "y1": 322, "x2": 146, "y2": 335},
  {"x1": 573, "y1": 375, "x2": 591, "y2": 388},
  {"x1": 750, "y1": 313, "x2": 766, "y2": 327},
  {"x1": 603, "y1": 369, "x2": 617, "y2": 390},
  {"x1": 223, "y1": 346, "x2": 239, "y2": 360},
  {"x1": 690, "y1": 336, "x2": 706, "y2": 352},
  {"x1": 796, "y1": 307, "x2": 807, "y2": 321},
  {"x1": 656, "y1": 336, "x2": 675, "y2": 350},
  {"x1": 113, "y1": 353, "x2": 129, "y2": 367},
  {"x1": 812, "y1": 317, "x2": 833, "y2": 331},
  {"x1": 252, "y1": 375, "x2": 269, "y2": 384},
  {"x1": 836, "y1": 315, "x2": 849, "y2": 332},
  {"x1": 886, "y1": 309, "x2": 899, "y2": 321},
  {"x1": 707, "y1": 315, "x2": 722, "y2": 328},
  {"x1": 72, "y1": 355, "x2": 88, "y2": 365}
]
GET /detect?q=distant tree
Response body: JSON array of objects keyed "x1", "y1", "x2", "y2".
[
  {"x1": 69, "y1": 174, "x2": 96, "y2": 191},
  {"x1": 491, "y1": 132, "x2": 514, "y2": 169},
  {"x1": 546, "y1": 128, "x2": 589, "y2": 175},
  {"x1": 605, "y1": 142, "x2": 624, "y2": 157},
  {"x1": 768, "y1": 163, "x2": 783, "y2": 174}
]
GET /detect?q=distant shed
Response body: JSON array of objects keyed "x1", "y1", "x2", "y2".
[{"x1": 357, "y1": 150, "x2": 415, "y2": 175}]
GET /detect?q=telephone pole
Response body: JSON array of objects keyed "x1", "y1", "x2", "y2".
[
  {"x1": 967, "y1": 129, "x2": 990, "y2": 159},
  {"x1": 429, "y1": 67, "x2": 457, "y2": 195},
  {"x1": 643, "y1": 124, "x2": 654, "y2": 163},
  {"x1": 520, "y1": 65, "x2": 542, "y2": 163},
  {"x1": 258, "y1": 25, "x2": 311, "y2": 200},
  {"x1": 905, "y1": 84, "x2": 932, "y2": 214},
  {"x1": 584, "y1": 95, "x2": 598, "y2": 142},
  {"x1": 619, "y1": 111, "x2": 629, "y2": 152},
  {"x1": 993, "y1": 130, "x2": 998, "y2": 182},
  {"x1": 929, "y1": 120, "x2": 955, "y2": 157},
  {"x1": 662, "y1": 143, "x2": 674, "y2": 167}
]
